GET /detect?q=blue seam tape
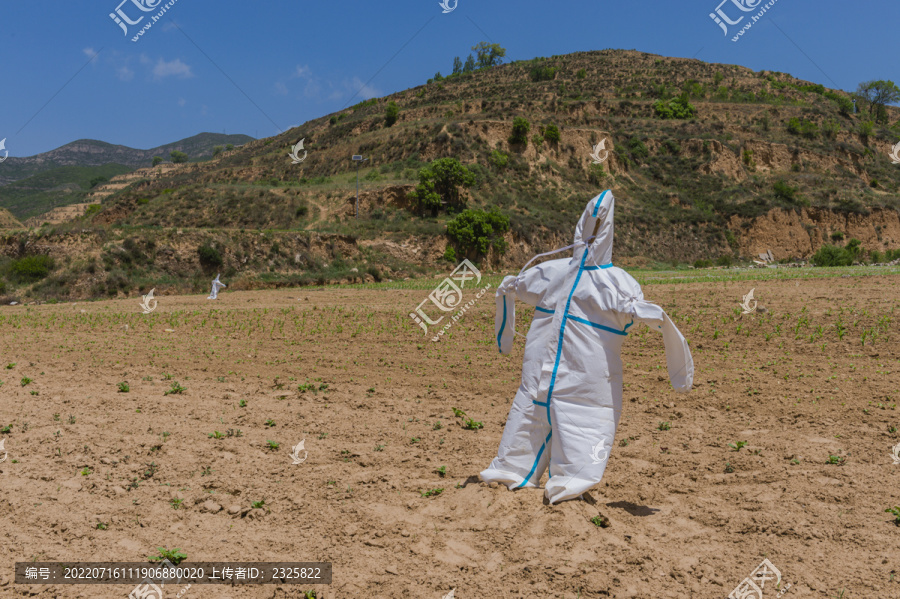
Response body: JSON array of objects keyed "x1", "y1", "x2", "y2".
[{"x1": 568, "y1": 315, "x2": 629, "y2": 336}]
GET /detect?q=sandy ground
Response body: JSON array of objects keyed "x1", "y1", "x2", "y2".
[{"x1": 1, "y1": 274, "x2": 899, "y2": 598}]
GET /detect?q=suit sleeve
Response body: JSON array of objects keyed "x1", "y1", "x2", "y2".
[
  {"x1": 615, "y1": 279, "x2": 694, "y2": 393},
  {"x1": 495, "y1": 278, "x2": 516, "y2": 355},
  {"x1": 494, "y1": 267, "x2": 546, "y2": 355}
]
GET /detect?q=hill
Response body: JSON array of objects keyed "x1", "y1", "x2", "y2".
[
  {"x1": 0, "y1": 207, "x2": 22, "y2": 229},
  {"x1": 2, "y1": 49, "x2": 900, "y2": 301},
  {"x1": 0, "y1": 132, "x2": 254, "y2": 187},
  {"x1": 97, "y1": 50, "x2": 900, "y2": 261},
  {"x1": 0, "y1": 164, "x2": 134, "y2": 221}
]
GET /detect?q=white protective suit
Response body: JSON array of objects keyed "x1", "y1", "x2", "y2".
[
  {"x1": 207, "y1": 274, "x2": 226, "y2": 300},
  {"x1": 480, "y1": 190, "x2": 694, "y2": 504}
]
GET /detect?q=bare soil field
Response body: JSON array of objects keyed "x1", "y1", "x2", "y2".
[{"x1": 1, "y1": 273, "x2": 899, "y2": 598}]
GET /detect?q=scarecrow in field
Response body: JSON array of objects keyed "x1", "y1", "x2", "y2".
[
  {"x1": 480, "y1": 190, "x2": 694, "y2": 504},
  {"x1": 207, "y1": 274, "x2": 226, "y2": 300}
]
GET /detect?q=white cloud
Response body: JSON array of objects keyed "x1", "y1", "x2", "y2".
[
  {"x1": 331, "y1": 77, "x2": 381, "y2": 102},
  {"x1": 178, "y1": 98, "x2": 186, "y2": 107},
  {"x1": 293, "y1": 65, "x2": 311, "y2": 78},
  {"x1": 116, "y1": 66, "x2": 134, "y2": 81},
  {"x1": 274, "y1": 81, "x2": 288, "y2": 96},
  {"x1": 350, "y1": 77, "x2": 381, "y2": 100},
  {"x1": 83, "y1": 47, "x2": 99, "y2": 62},
  {"x1": 152, "y1": 58, "x2": 194, "y2": 80}
]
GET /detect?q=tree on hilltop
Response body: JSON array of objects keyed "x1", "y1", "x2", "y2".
[
  {"x1": 854, "y1": 80, "x2": 900, "y2": 118},
  {"x1": 472, "y1": 42, "x2": 506, "y2": 69}
]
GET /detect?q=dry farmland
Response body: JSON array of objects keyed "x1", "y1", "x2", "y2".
[{"x1": 1, "y1": 268, "x2": 899, "y2": 598}]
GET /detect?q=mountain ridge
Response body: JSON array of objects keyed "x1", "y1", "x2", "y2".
[{"x1": 0, "y1": 132, "x2": 255, "y2": 187}]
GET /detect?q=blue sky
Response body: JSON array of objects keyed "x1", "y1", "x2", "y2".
[{"x1": 1, "y1": 0, "x2": 897, "y2": 157}]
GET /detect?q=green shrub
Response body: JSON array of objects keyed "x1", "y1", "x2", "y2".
[
  {"x1": 543, "y1": 124, "x2": 561, "y2": 143},
  {"x1": 859, "y1": 120, "x2": 874, "y2": 142},
  {"x1": 811, "y1": 245, "x2": 850, "y2": 267},
  {"x1": 774, "y1": 180, "x2": 799, "y2": 203},
  {"x1": 385, "y1": 101, "x2": 399, "y2": 127},
  {"x1": 831, "y1": 231, "x2": 844, "y2": 242},
  {"x1": 871, "y1": 248, "x2": 900, "y2": 263},
  {"x1": 652, "y1": 94, "x2": 696, "y2": 119},
  {"x1": 724, "y1": 230, "x2": 738, "y2": 251},
  {"x1": 447, "y1": 209, "x2": 510, "y2": 257},
  {"x1": 530, "y1": 65, "x2": 557, "y2": 82},
  {"x1": 800, "y1": 119, "x2": 819, "y2": 139},
  {"x1": 576, "y1": 68, "x2": 587, "y2": 79},
  {"x1": 170, "y1": 151, "x2": 188, "y2": 164},
  {"x1": 786, "y1": 117, "x2": 802, "y2": 134},
  {"x1": 352, "y1": 98, "x2": 378, "y2": 111},
  {"x1": 197, "y1": 244, "x2": 223, "y2": 269},
  {"x1": 408, "y1": 158, "x2": 476, "y2": 216},
  {"x1": 716, "y1": 254, "x2": 734, "y2": 267},
  {"x1": 588, "y1": 164, "x2": 607, "y2": 184},
  {"x1": 811, "y1": 239, "x2": 863, "y2": 266},
  {"x1": 742, "y1": 149, "x2": 755, "y2": 168},
  {"x1": 489, "y1": 150, "x2": 508, "y2": 169},
  {"x1": 5, "y1": 255, "x2": 55, "y2": 283},
  {"x1": 830, "y1": 93, "x2": 854, "y2": 116},
  {"x1": 663, "y1": 139, "x2": 681, "y2": 155},
  {"x1": 693, "y1": 259, "x2": 713, "y2": 269},
  {"x1": 443, "y1": 246, "x2": 457, "y2": 263},
  {"x1": 627, "y1": 137, "x2": 649, "y2": 160},
  {"x1": 510, "y1": 117, "x2": 530, "y2": 145}
]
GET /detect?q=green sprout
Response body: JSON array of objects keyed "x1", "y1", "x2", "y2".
[{"x1": 148, "y1": 547, "x2": 187, "y2": 565}]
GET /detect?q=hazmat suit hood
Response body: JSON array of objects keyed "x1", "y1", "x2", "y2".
[{"x1": 572, "y1": 192, "x2": 614, "y2": 267}]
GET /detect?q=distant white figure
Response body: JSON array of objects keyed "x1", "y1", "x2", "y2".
[
  {"x1": 740, "y1": 288, "x2": 757, "y2": 314},
  {"x1": 892, "y1": 442, "x2": 900, "y2": 465},
  {"x1": 139, "y1": 289, "x2": 157, "y2": 314},
  {"x1": 0, "y1": 438, "x2": 7, "y2": 463},
  {"x1": 208, "y1": 275, "x2": 226, "y2": 300},
  {"x1": 289, "y1": 439, "x2": 308, "y2": 465}
]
